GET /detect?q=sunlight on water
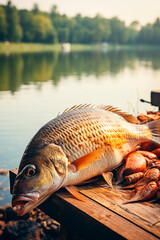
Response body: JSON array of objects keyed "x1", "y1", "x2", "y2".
[{"x1": 0, "y1": 49, "x2": 160, "y2": 205}]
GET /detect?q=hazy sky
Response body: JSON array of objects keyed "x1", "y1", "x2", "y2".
[{"x1": 1, "y1": 0, "x2": 160, "y2": 25}]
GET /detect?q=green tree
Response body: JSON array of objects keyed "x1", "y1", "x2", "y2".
[
  {"x1": 0, "y1": 6, "x2": 7, "y2": 41},
  {"x1": 32, "y1": 3, "x2": 39, "y2": 15},
  {"x1": 2, "y1": 2, "x2": 160, "y2": 45},
  {"x1": 127, "y1": 21, "x2": 139, "y2": 44},
  {"x1": 55, "y1": 15, "x2": 71, "y2": 43},
  {"x1": 5, "y1": 1, "x2": 22, "y2": 42},
  {"x1": 19, "y1": 10, "x2": 34, "y2": 42},
  {"x1": 32, "y1": 14, "x2": 57, "y2": 43},
  {"x1": 58, "y1": 28, "x2": 69, "y2": 42},
  {"x1": 153, "y1": 18, "x2": 160, "y2": 44},
  {"x1": 69, "y1": 14, "x2": 83, "y2": 43},
  {"x1": 50, "y1": 5, "x2": 59, "y2": 19},
  {"x1": 50, "y1": 7, "x2": 71, "y2": 43},
  {"x1": 109, "y1": 17, "x2": 128, "y2": 44},
  {"x1": 130, "y1": 21, "x2": 140, "y2": 31},
  {"x1": 138, "y1": 24, "x2": 153, "y2": 44},
  {"x1": 137, "y1": 18, "x2": 160, "y2": 45},
  {"x1": 91, "y1": 15, "x2": 110, "y2": 43},
  {"x1": 69, "y1": 14, "x2": 110, "y2": 44}
]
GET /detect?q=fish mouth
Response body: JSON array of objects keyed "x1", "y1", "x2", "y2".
[
  {"x1": 12, "y1": 192, "x2": 40, "y2": 216},
  {"x1": 11, "y1": 173, "x2": 67, "y2": 216}
]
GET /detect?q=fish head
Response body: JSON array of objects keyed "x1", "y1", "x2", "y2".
[{"x1": 12, "y1": 143, "x2": 68, "y2": 216}]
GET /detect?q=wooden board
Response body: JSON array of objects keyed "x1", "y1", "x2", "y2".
[
  {"x1": 9, "y1": 169, "x2": 160, "y2": 240},
  {"x1": 40, "y1": 189, "x2": 159, "y2": 240},
  {"x1": 78, "y1": 182, "x2": 160, "y2": 239}
]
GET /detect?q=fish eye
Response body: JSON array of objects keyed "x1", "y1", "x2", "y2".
[{"x1": 25, "y1": 165, "x2": 36, "y2": 177}]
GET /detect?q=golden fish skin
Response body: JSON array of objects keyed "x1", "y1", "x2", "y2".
[
  {"x1": 19, "y1": 105, "x2": 153, "y2": 186},
  {"x1": 12, "y1": 105, "x2": 160, "y2": 216}
]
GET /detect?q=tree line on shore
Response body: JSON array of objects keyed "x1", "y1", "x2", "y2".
[{"x1": 0, "y1": 1, "x2": 160, "y2": 45}]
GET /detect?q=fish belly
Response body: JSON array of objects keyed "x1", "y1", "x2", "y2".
[{"x1": 63, "y1": 142, "x2": 136, "y2": 187}]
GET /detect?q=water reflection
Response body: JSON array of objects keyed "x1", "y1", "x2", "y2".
[{"x1": 1, "y1": 49, "x2": 160, "y2": 93}]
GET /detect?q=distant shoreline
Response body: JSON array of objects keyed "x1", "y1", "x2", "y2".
[
  {"x1": 0, "y1": 43, "x2": 101, "y2": 54},
  {"x1": 0, "y1": 42, "x2": 160, "y2": 55}
]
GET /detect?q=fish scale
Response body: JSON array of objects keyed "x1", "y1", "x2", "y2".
[{"x1": 28, "y1": 108, "x2": 143, "y2": 161}]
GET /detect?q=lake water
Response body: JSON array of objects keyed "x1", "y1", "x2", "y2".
[{"x1": 0, "y1": 47, "x2": 160, "y2": 206}]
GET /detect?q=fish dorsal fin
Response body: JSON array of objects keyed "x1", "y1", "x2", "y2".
[
  {"x1": 63, "y1": 104, "x2": 93, "y2": 113},
  {"x1": 62, "y1": 104, "x2": 138, "y2": 124},
  {"x1": 98, "y1": 105, "x2": 138, "y2": 124}
]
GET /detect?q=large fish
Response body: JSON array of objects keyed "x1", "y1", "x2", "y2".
[{"x1": 12, "y1": 105, "x2": 160, "y2": 216}]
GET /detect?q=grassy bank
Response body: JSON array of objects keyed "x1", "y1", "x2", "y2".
[
  {"x1": 0, "y1": 42, "x2": 62, "y2": 54},
  {"x1": 0, "y1": 42, "x2": 101, "y2": 54},
  {"x1": 0, "y1": 42, "x2": 160, "y2": 54}
]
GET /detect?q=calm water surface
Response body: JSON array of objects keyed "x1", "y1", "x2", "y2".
[{"x1": 0, "y1": 48, "x2": 160, "y2": 205}]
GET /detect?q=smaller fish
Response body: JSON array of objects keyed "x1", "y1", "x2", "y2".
[
  {"x1": 124, "y1": 181, "x2": 158, "y2": 204},
  {"x1": 152, "y1": 160, "x2": 160, "y2": 170},
  {"x1": 144, "y1": 168, "x2": 159, "y2": 182},
  {"x1": 124, "y1": 172, "x2": 144, "y2": 185},
  {"x1": 122, "y1": 168, "x2": 160, "y2": 189}
]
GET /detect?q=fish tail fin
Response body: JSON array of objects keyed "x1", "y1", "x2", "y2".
[{"x1": 147, "y1": 119, "x2": 160, "y2": 145}]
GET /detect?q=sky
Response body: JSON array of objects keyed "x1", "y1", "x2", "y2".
[{"x1": 1, "y1": 0, "x2": 160, "y2": 25}]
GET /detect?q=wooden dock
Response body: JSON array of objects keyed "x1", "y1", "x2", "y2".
[{"x1": 10, "y1": 169, "x2": 160, "y2": 240}]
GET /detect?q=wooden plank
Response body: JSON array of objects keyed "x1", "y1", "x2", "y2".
[
  {"x1": 9, "y1": 168, "x2": 18, "y2": 194},
  {"x1": 40, "y1": 190, "x2": 159, "y2": 240},
  {"x1": 9, "y1": 169, "x2": 160, "y2": 239},
  {"x1": 59, "y1": 225, "x2": 79, "y2": 240},
  {"x1": 79, "y1": 183, "x2": 160, "y2": 238}
]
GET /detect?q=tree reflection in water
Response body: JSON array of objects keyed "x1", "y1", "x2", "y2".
[{"x1": 1, "y1": 48, "x2": 160, "y2": 93}]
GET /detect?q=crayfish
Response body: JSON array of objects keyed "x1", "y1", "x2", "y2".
[{"x1": 115, "y1": 111, "x2": 160, "y2": 204}]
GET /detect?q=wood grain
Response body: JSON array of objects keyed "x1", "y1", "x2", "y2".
[
  {"x1": 9, "y1": 169, "x2": 160, "y2": 240},
  {"x1": 40, "y1": 188, "x2": 159, "y2": 240},
  {"x1": 79, "y1": 183, "x2": 160, "y2": 238}
]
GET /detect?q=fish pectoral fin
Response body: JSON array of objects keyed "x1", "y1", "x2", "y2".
[
  {"x1": 65, "y1": 186, "x2": 85, "y2": 201},
  {"x1": 71, "y1": 148, "x2": 104, "y2": 172},
  {"x1": 102, "y1": 172, "x2": 113, "y2": 188}
]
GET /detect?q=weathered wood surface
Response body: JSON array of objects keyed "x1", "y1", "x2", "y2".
[
  {"x1": 10, "y1": 170, "x2": 160, "y2": 240},
  {"x1": 79, "y1": 182, "x2": 160, "y2": 239},
  {"x1": 9, "y1": 168, "x2": 18, "y2": 194},
  {"x1": 41, "y1": 180, "x2": 160, "y2": 240}
]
